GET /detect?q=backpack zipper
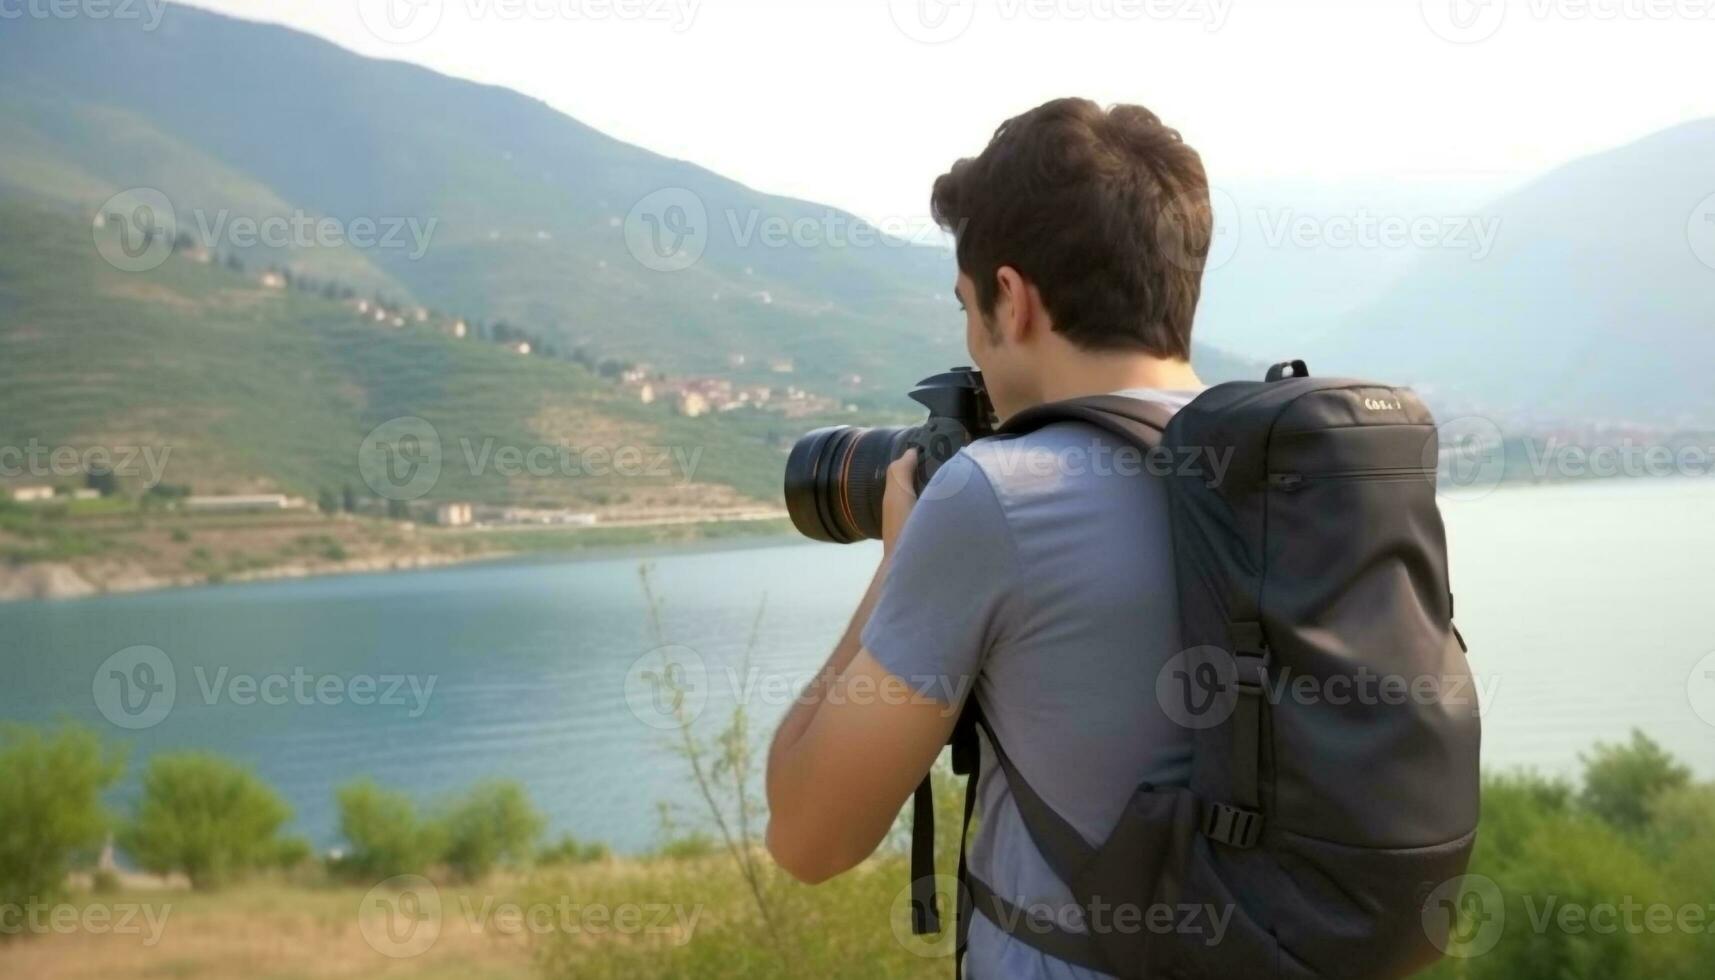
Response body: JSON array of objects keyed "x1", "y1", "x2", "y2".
[{"x1": 1268, "y1": 467, "x2": 1436, "y2": 491}]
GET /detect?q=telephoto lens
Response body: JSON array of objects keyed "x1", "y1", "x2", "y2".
[{"x1": 783, "y1": 368, "x2": 994, "y2": 543}]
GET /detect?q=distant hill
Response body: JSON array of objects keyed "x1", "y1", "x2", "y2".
[
  {"x1": 1308, "y1": 120, "x2": 1715, "y2": 426},
  {"x1": 0, "y1": 5, "x2": 1255, "y2": 400},
  {"x1": 0, "y1": 199, "x2": 799, "y2": 509}
]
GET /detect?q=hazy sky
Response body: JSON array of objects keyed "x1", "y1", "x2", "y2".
[{"x1": 179, "y1": 0, "x2": 1714, "y2": 224}]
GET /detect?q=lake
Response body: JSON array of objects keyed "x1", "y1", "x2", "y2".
[{"x1": 2, "y1": 478, "x2": 1713, "y2": 854}]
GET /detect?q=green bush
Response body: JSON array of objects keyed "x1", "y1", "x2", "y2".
[
  {"x1": 0, "y1": 724, "x2": 124, "y2": 912},
  {"x1": 332, "y1": 779, "x2": 445, "y2": 880},
  {"x1": 1579, "y1": 730, "x2": 1691, "y2": 832},
  {"x1": 539, "y1": 833, "x2": 610, "y2": 867},
  {"x1": 440, "y1": 780, "x2": 545, "y2": 881},
  {"x1": 119, "y1": 752, "x2": 293, "y2": 889}
]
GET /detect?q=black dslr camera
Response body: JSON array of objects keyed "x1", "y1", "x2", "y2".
[{"x1": 783, "y1": 368, "x2": 996, "y2": 543}]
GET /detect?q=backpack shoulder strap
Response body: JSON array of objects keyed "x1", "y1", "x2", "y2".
[{"x1": 998, "y1": 394, "x2": 1175, "y2": 447}]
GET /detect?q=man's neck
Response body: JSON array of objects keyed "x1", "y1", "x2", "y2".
[{"x1": 1034, "y1": 352, "x2": 1204, "y2": 404}]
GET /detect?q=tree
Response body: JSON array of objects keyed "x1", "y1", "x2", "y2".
[
  {"x1": 317, "y1": 488, "x2": 339, "y2": 514},
  {"x1": 85, "y1": 466, "x2": 118, "y2": 498},
  {"x1": 440, "y1": 781, "x2": 545, "y2": 882},
  {"x1": 341, "y1": 483, "x2": 358, "y2": 514},
  {"x1": 0, "y1": 724, "x2": 124, "y2": 912},
  {"x1": 334, "y1": 779, "x2": 445, "y2": 880},
  {"x1": 1580, "y1": 729, "x2": 1691, "y2": 832},
  {"x1": 119, "y1": 753, "x2": 292, "y2": 889}
]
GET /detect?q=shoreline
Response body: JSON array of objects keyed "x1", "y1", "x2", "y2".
[{"x1": 0, "y1": 513, "x2": 797, "y2": 604}]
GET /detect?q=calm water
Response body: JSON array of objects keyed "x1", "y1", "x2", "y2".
[{"x1": 2, "y1": 479, "x2": 1712, "y2": 853}]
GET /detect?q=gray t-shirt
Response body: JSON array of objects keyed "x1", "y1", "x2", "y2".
[{"x1": 862, "y1": 389, "x2": 1200, "y2": 980}]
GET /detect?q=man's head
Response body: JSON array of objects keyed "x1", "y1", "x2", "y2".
[{"x1": 931, "y1": 98, "x2": 1211, "y2": 418}]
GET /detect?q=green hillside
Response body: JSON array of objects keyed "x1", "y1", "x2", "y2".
[
  {"x1": 0, "y1": 199, "x2": 803, "y2": 510},
  {"x1": 0, "y1": 7, "x2": 1257, "y2": 402}
]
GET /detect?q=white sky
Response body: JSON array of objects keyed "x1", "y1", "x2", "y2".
[{"x1": 178, "y1": 0, "x2": 1715, "y2": 224}]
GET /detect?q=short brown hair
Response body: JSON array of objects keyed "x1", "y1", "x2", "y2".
[{"x1": 931, "y1": 98, "x2": 1210, "y2": 359}]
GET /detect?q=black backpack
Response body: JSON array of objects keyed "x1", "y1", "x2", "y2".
[{"x1": 908, "y1": 360, "x2": 1482, "y2": 979}]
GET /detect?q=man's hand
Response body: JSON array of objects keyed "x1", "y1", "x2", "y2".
[{"x1": 882, "y1": 448, "x2": 920, "y2": 557}]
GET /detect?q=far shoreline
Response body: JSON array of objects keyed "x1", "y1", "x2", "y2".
[{"x1": 0, "y1": 515, "x2": 805, "y2": 605}]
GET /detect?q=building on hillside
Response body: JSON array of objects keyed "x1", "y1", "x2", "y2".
[
  {"x1": 435, "y1": 502, "x2": 474, "y2": 527},
  {"x1": 183, "y1": 494, "x2": 292, "y2": 513},
  {"x1": 8, "y1": 485, "x2": 55, "y2": 503},
  {"x1": 677, "y1": 391, "x2": 709, "y2": 418},
  {"x1": 507, "y1": 341, "x2": 533, "y2": 356},
  {"x1": 259, "y1": 271, "x2": 287, "y2": 289},
  {"x1": 638, "y1": 383, "x2": 656, "y2": 405}
]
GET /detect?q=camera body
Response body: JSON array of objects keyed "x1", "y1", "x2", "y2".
[{"x1": 784, "y1": 368, "x2": 996, "y2": 543}]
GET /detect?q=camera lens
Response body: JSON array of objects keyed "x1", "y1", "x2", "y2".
[{"x1": 783, "y1": 425, "x2": 913, "y2": 543}]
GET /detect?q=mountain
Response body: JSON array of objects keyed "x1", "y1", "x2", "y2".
[
  {"x1": 0, "y1": 5, "x2": 1256, "y2": 400},
  {"x1": 1308, "y1": 120, "x2": 1715, "y2": 427}
]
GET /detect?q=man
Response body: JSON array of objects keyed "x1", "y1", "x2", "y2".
[{"x1": 766, "y1": 97, "x2": 1214, "y2": 979}]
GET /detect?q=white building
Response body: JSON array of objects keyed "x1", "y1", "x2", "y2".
[
  {"x1": 435, "y1": 502, "x2": 474, "y2": 527},
  {"x1": 183, "y1": 494, "x2": 292, "y2": 513}
]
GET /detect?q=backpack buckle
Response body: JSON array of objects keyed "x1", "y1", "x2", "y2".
[{"x1": 1203, "y1": 801, "x2": 1264, "y2": 848}]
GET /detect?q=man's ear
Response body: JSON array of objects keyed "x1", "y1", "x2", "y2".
[{"x1": 992, "y1": 265, "x2": 1036, "y2": 345}]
